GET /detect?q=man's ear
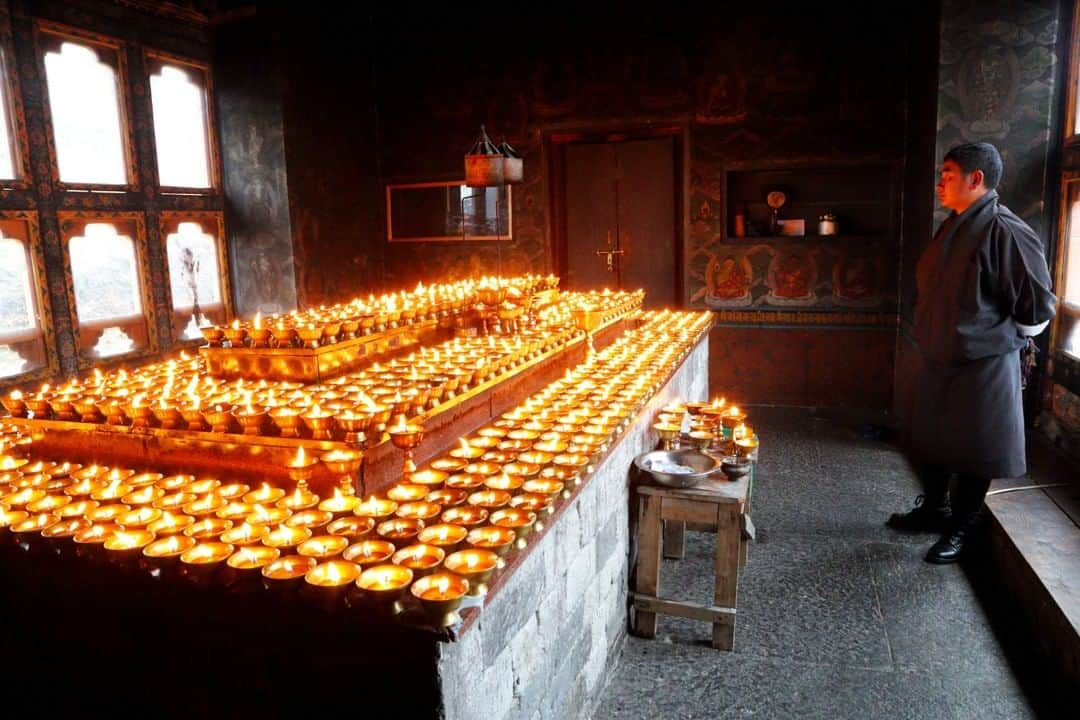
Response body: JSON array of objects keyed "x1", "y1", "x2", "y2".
[{"x1": 969, "y1": 169, "x2": 985, "y2": 190}]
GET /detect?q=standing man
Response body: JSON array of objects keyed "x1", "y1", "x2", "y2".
[{"x1": 887, "y1": 142, "x2": 1057, "y2": 564}]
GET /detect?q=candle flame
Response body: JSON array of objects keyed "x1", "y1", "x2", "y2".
[
  {"x1": 466, "y1": 553, "x2": 478, "y2": 569},
  {"x1": 253, "y1": 312, "x2": 262, "y2": 330},
  {"x1": 232, "y1": 318, "x2": 241, "y2": 330},
  {"x1": 326, "y1": 563, "x2": 342, "y2": 583},
  {"x1": 9, "y1": 389, "x2": 21, "y2": 400},
  {"x1": 437, "y1": 575, "x2": 450, "y2": 594},
  {"x1": 254, "y1": 504, "x2": 270, "y2": 521}
]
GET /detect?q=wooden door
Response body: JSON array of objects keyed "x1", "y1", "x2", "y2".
[{"x1": 560, "y1": 136, "x2": 678, "y2": 309}]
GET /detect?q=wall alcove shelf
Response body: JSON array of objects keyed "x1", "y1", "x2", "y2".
[{"x1": 724, "y1": 164, "x2": 897, "y2": 241}]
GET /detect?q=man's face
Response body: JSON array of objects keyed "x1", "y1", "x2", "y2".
[{"x1": 936, "y1": 159, "x2": 984, "y2": 212}]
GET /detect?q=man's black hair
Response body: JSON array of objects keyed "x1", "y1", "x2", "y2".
[{"x1": 944, "y1": 142, "x2": 1003, "y2": 190}]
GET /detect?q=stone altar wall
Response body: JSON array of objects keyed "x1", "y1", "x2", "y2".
[{"x1": 436, "y1": 339, "x2": 709, "y2": 720}]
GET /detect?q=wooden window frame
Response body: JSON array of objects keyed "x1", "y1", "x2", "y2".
[
  {"x1": 144, "y1": 49, "x2": 221, "y2": 195},
  {"x1": 1066, "y1": 2, "x2": 1080, "y2": 148},
  {"x1": 34, "y1": 20, "x2": 139, "y2": 193},
  {"x1": 0, "y1": 211, "x2": 58, "y2": 383},
  {"x1": 0, "y1": 13, "x2": 31, "y2": 189},
  {"x1": 159, "y1": 211, "x2": 232, "y2": 345},
  {"x1": 57, "y1": 211, "x2": 158, "y2": 369}
]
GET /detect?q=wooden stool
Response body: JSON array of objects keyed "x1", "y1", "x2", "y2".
[{"x1": 631, "y1": 475, "x2": 752, "y2": 650}]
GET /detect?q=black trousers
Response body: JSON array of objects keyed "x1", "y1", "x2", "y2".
[{"x1": 922, "y1": 464, "x2": 992, "y2": 517}]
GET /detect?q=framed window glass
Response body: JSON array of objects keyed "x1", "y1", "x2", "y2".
[
  {"x1": 1055, "y1": 179, "x2": 1080, "y2": 360},
  {"x1": 147, "y1": 57, "x2": 214, "y2": 189},
  {"x1": 39, "y1": 26, "x2": 131, "y2": 187},
  {"x1": 59, "y1": 213, "x2": 155, "y2": 364},
  {"x1": 161, "y1": 212, "x2": 230, "y2": 341}
]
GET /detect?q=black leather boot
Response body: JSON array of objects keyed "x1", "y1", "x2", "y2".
[
  {"x1": 924, "y1": 475, "x2": 991, "y2": 564},
  {"x1": 886, "y1": 494, "x2": 952, "y2": 533},
  {"x1": 887, "y1": 467, "x2": 951, "y2": 533}
]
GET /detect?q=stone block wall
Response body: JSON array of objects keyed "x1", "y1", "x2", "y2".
[{"x1": 436, "y1": 340, "x2": 709, "y2": 720}]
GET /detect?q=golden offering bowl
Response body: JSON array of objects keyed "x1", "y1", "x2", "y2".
[
  {"x1": 466, "y1": 524, "x2": 516, "y2": 556},
  {"x1": 184, "y1": 517, "x2": 233, "y2": 539},
  {"x1": 71, "y1": 396, "x2": 103, "y2": 423},
  {"x1": 510, "y1": 493, "x2": 553, "y2": 515},
  {"x1": 203, "y1": 404, "x2": 236, "y2": 434},
  {"x1": 480, "y1": 450, "x2": 512, "y2": 465},
  {"x1": 262, "y1": 555, "x2": 318, "y2": 592},
  {"x1": 418, "y1": 523, "x2": 467, "y2": 554},
  {"x1": 386, "y1": 483, "x2": 429, "y2": 502},
  {"x1": 462, "y1": 461, "x2": 500, "y2": 476},
  {"x1": 343, "y1": 539, "x2": 396, "y2": 566},
  {"x1": 685, "y1": 401, "x2": 709, "y2": 417},
  {"x1": 247, "y1": 325, "x2": 272, "y2": 348},
  {"x1": 73, "y1": 522, "x2": 119, "y2": 546},
  {"x1": 199, "y1": 325, "x2": 225, "y2": 347},
  {"x1": 228, "y1": 545, "x2": 279, "y2": 570},
  {"x1": 285, "y1": 508, "x2": 333, "y2": 530},
  {"x1": 181, "y1": 541, "x2": 233, "y2": 566},
  {"x1": 180, "y1": 407, "x2": 208, "y2": 432},
  {"x1": 395, "y1": 501, "x2": 442, "y2": 522},
  {"x1": 160, "y1": 474, "x2": 195, "y2": 491},
  {"x1": 220, "y1": 522, "x2": 269, "y2": 546},
  {"x1": 2, "y1": 487, "x2": 46, "y2": 507},
  {"x1": 446, "y1": 473, "x2": 485, "y2": 490},
  {"x1": 522, "y1": 478, "x2": 565, "y2": 498},
  {"x1": 269, "y1": 324, "x2": 297, "y2": 348},
  {"x1": 148, "y1": 512, "x2": 194, "y2": 535},
  {"x1": 269, "y1": 407, "x2": 303, "y2": 438},
  {"x1": 10, "y1": 511, "x2": 58, "y2": 535},
  {"x1": 25, "y1": 492, "x2": 69, "y2": 515},
  {"x1": 104, "y1": 529, "x2": 155, "y2": 556},
  {"x1": 244, "y1": 485, "x2": 286, "y2": 505},
  {"x1": 218, "y1": 483, "x2": 251, "y2": 500},
  {"x1": 1, "y1": 394, "x2": 28, "y2": 417},
  {"x1": 391, "y1": 542, "x2": 445, "y2": 577},
  {"x1": 326, "y1": 516, "x2": 375, "y2": 540},
  {"x1": 143, "y1": 534, "x2": 196, "y2": 560},
  {"x1": 118, "y1": 507, "x2": 163, "y2": 528},
  {"x1": 152, "y1": 399, "x2": 183, "y2": 427},
  {"x1": 518, "y1": 450, "x2": 555, "y2": 466},
  {"x1": 25, "y1": 396, "x2": 52, "y2": 419},
  {"x1": 467, "y1": 489, "x2": 511, "y2": 510},
  {"x1": 376, "y1": 517, "x2": 424, "y2": 543},
  {"x1": 355, "y1": 563, "x2": 412, "y2": 613},
  {"x1": 183, "y1": 494, "x2": 227, "y2": 516},
  {"x1": 441, "y1": 505, "x2": 488, "y2": 527},
  {"x1": 58, "y1": 500, "x2": 98, "y2": 519},
  {"x1": 46, "y1": 462, "x2": 82, "y2": 478},
  {"x1": 354, "y1": 497, "x2": 398, "y2": 519},
  {"x1": 490, "y1": 508, "x2": 538, "y2": 546},
  {"x1": 445, "y1": 549, "x2": 499, "y2": 597},
  {"x1": 41, "y1": 517, "x2": 91, "y2": 541},
  {"x1": 302, "y1": 411, "x2": 338, "y2": 441},
  {"x1": 297, "y1": 534, "x2": 349, "y2": 559},
  {"x1": 278, "y1": 486, "x2": 320, "y2": 510},
  {"x1": 0, "y1": 456, "x2": 29, "y2": 473},
  {"x1": 222, "y1": 326, "x2": 247, "y2": 348},
  {"x1": 484, "y1": 473, "x2": 523, "y2": 492},
  {"x1": 91, "y1": 481, "x2": 131, "y2": 502},
  {"x1": 296, "y1": 325, "x2": 324, "y2": 349},
  {"x1": 264, "y1": 524, "x2": 311, "y2": 549},
  {"x1": 388, "y1": 423, "x2": 424, "y2": 450},
  {"x1": 426, "y1": 488, "x2": 468, "y2": 507},
  {"x1": 320, "y1": 448, "x2": 363, "y2": 477},
  {"x1": 47, "y1": 396, "x2": 77, "y2": 419},
  {"x1": 721, "y1": 411, "x2": 747, "y2": 431},
  {"x1": 128, "y1": 472, "x2": 164, "y2": 488},
  {"x1": 408, "y1": 469, "x2": 448, "y2": 487},
  {"x1": 235, "y1": 408, "x2": 268, "y2": 436},
  {"x1": 153, "y1": 492, "x2": 197, "y2": 511},
  {"x1": 411, "y1": 571, "x2": 469, "y2": 627},
  {"x1": 689, "y1": 430, "x2": 714, "y2": 451},
  {"x1": 124, "y1": 403, "x2": 154, "y2": 428}
]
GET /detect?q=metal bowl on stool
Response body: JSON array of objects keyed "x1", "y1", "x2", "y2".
[{"x1": 633, "y1": 449, "x2": 721, "y2": 489}]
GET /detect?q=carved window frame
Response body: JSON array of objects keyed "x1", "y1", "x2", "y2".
[
  {"x1": 34, "y1": 20, "x2": 139, "y2": 193},
  {"x1": 0, "y1": 211, "x2": 58, "y2": 383},
  {"x1": 57, "y1": 211, "x2": 158, "y2": 369},
  {"x1": 144, "y1": 50, "x2": 221, "y2": 194},
  {"x1": 159, "y1": 211, "x2": 232, "y2": 344}
]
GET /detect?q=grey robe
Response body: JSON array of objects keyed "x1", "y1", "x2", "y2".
[{"x1": 910, "y1": 190, "x2": 1056, "y2": 479}]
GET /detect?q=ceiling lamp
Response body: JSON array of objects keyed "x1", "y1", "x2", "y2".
[{"x1": 465, "y1": 125, "x2": 504, "y2": 187}]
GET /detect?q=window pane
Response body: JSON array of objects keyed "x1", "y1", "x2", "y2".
[
  {"x1": 150, "y1": 65, "x2": 211, "y2": 188},
  {"x1": 0, "y1": 234, "x2": 35, "y2": 334},
  {"x1": 166, "y1": 221, "x2": 221, "y2": 309},
  {"x1": 69, "y1": 223, "x2": 142, "y2": 322},
  {"x1": 0, "y1": 50, "x2": 15, "y2": 179},
  {"x1": 1066, "y1": 198, "x2": 1080, "y2": 308},
  {"x1": 43, "y1": 41, "x2": 127, "y2": 185}
]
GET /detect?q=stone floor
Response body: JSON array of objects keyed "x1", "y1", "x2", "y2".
[{"x1": 595, "y1": 406, "x2": 1066, "y2": 720}]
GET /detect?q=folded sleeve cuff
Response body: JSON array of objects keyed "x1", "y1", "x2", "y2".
[{"x1": 1015, "y1": 319, "x2": 1050, "y2": 336}]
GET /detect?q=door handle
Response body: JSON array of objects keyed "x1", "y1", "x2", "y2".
[{"x1": 595, "y1": 248, "x2": 625, "y2": 272}]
